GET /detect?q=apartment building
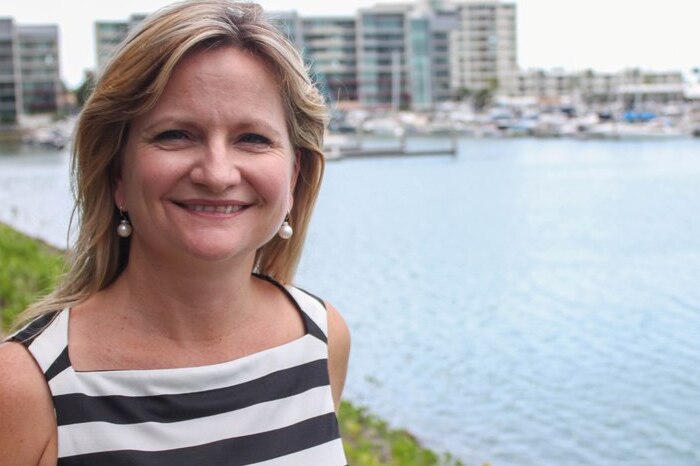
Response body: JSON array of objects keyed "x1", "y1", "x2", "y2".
[
  {"x1": 357, "y1": 4, "x2": 413, "y2": 109},
  {"x1": 516, "y1": 68, "x2": 686, "y2": 109},
  {"x1": 450, "y1": 0, "x2": 518, "y2": 95},
  {"x1": 517, "y1": 68, "x2": 578, "y2": 104},
  {"x1": 282, "y1": 6, "x2": 425, "y2": 109},
  {"x1": 613, "y1": 69, "x2": 685, "y2": 108},
  {"x1": 302, "y1": 16, "x2": 358, "y2": 104},
  {"x1": 0, "y1": 18, "x2": 62, "y2": 123},
  {"x1": 95, "y1": 21, "x2": 129, "y2": 72},
  {"x1": 94, "y1": 14, "x2": 146, "y2": 72},
  {"x1": 427, "y1": 9, "x2": 457, "y2": 104},
  {"x1": 18, "y1": 25, "x2": 61, "y2": 115},
  {"x1": 356, "y1": 3, "x2": 460, "y2": 109},
  {"x1": 275, "y1": 12, "x2": 359, "y2": 105},
  {"x1": 0, "y1": 19, "x2": 19, "y2": 124}
]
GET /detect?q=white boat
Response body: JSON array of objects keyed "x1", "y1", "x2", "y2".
[{"x1": 580, "y1": 120, "x2": 688, "y2": 139}]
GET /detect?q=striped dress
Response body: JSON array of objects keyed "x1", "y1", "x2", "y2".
[{"x1": 9, "y1": 282, "x2": 348, "y2": 466}]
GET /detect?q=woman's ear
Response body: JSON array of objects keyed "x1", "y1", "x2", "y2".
[
  {"x1": 289, "y1": 149, "x2": 301, "y2": 211},
  {"x1": 114, "y1": 176, "x2": 125, "y2": 210}
]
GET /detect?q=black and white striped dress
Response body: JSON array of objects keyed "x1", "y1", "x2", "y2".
[{"x1": 9, "y1": 283, "x2": 347, "y2": 466}]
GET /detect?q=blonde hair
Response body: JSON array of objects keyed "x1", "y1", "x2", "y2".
[{"x1": 19, "y1": 0, "x2": 327, "y2": 323}]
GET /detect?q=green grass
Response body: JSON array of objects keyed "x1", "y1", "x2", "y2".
[
  {"x1": 0, "y1": 222, "x2": 480, "y2": 465},
  {"x1": 0, "y1": 223, "x2": 66, "y2": 332},
  {"x1": 338, "y1": 401, "x2": 469, "y2": 466}
]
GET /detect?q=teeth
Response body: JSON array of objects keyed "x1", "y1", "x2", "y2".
[{"x1": 186, "y1": 204, "x2": 243, "y2": 213}]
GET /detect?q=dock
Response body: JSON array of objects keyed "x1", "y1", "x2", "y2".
[{"x1": 323, "y1": 132, "x2": 458, "y2": 161}]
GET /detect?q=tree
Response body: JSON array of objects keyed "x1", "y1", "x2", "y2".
[
  {"x1": 486, "y1": 77, "x2": 499, "y2": 92},
  {"x1": 75, "y1": 71, "x2": 96, "y2": 109},
  {"x1": 454, "y1": 87, "x2": 472, "y2": 102},
  {"x1": 473, "y1": 88, "x2": 493, "y2": 112}
]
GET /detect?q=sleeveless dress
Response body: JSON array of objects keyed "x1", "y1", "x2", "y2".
[{"x1": 9, "y1": 280, "x2": 348, "y2": 466}]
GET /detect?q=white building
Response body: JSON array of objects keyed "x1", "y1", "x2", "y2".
[
  {"x1": 450, "y1": 0, "x2": 518, "y2": 96},
  {"x1": 516, "y1": 67, "x2": 686, "y2": 110}
]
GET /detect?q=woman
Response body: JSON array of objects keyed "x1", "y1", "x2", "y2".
[{"x1": 0, "y1": 1, "x2": 350, "y2": 465}]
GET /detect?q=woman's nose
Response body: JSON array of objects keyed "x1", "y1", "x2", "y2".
[{"x1": 189, "y1": 141, "x2": 242, "y2": 192}]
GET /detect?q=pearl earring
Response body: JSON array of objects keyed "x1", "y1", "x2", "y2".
[
  {"x1": 117, "y1": 209, "x2": 132, "y2": 238},
  {"x1": 278, "y1": 214, "x2": 293, "y2": 240}
]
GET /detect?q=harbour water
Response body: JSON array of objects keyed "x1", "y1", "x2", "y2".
[{"x1": 1, "y1": 138, "x2": 700, "y2": 466}]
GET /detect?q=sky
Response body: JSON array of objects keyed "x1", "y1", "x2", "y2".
[{"x1": 3, "y1": 0, "x2": 699, "y2": 88}]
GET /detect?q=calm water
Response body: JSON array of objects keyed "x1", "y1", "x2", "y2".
[{"x1": 1, "y1": 138, "x2": 700, "y2": 466}]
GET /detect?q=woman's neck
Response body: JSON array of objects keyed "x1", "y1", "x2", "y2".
[{"x1": 105, "y1": 249, "x2": 260, "y2": 343}]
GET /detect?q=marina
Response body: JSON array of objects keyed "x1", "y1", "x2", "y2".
[{"x1": 327, "y1": 96, "x2": 700, "y2": 142}]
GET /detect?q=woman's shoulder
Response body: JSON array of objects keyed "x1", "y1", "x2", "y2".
[
  {"x1": 0, "y1": 340, "x2": 50, "y2": 392},
  {"x1": 0, "y1": 341, "x2": 56, "y2": 465},
  {"x1": 324, "y1": 301, "x2": 350, "y2": 346},
  {"x1": 317, "y1": 300, "x2": 350, "y2": 411}
]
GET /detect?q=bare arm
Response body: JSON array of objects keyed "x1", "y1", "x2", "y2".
[
  {"x1": 325, "y1": 302, "x2": 351, "y2": 412},
  {"x1": 0, "y1": 342, "x2": 56, "y2": 466}
]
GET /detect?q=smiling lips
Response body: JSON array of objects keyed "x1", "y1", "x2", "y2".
[{"x1": 176, "y1": 201, "x2": 248, "y2": 214}]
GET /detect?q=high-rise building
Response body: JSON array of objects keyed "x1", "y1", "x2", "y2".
[
  {"x1": 272, "y1": 11, "x2": 304, "y2": 48},
  {"x1": 0, "y1": 18, "x2": 62, "y2": 123},
  {"x1": 271, "y1": 11, "x2": 357, "y2": 106},
  {"x1": 450, "y1": 0, "x2": 518, "y2": 95},
  {"x1": 421, "y1": 7, "x2": 458, "y2": 105},
  {"x1": 356, "y1": 4, "x2": 413, "y2": 109},
  {"x1": 301, "y1": 16, "x2": 358, "y2": 105},
  {"x1": 95, "y1": 15, "x2": 146, "y2": 72},
  {"x1": 95, "y1": 21, "x2": 129, "y2": 72},
  {"x1": 273, "y1": 11, "x2": 359, "y2": 105},
  {"x1": 17, "y1": 25, "x2": 61, "y2": 115},
  {"x1": 355, "y1": 3, "x2": 460, "y2": 110},
  {"x1": 0, "y1": 18, "x2": 20, "y2": 124}
]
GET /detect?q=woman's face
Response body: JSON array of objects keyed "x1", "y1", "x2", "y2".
[{"x1": 115, "y1": 46, "x2": 297, "y2": 267}]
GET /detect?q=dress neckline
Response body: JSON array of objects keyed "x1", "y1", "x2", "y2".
[{"x1": 65, "y1": 275, "x2": 313, "y2": 375}]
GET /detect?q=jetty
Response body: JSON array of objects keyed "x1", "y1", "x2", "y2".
[{"x1": 323, "y1": 132, "x2": 458, "y2": 161}]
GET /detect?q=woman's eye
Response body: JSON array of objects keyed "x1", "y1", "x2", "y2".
[
  {"x1": 154, "y1": 130, "x2": 189, "y2": 141},
  {"x1": 239, "y1": 133, "x2": 272, "y2": 145}
]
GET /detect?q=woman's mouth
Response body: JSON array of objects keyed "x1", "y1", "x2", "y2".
[
  {"x1": 174, "y1": 201, "x2": 249, "y2": 215},
  {"x1": 186, "y1": 204, "x2": 244, "y2": 214}
]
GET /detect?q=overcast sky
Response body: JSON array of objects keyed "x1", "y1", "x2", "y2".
[{"x1": 3, "y1": 0, "x2": 699, "y2": 87}]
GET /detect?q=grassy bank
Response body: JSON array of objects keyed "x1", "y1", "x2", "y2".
[
  {"x1": 0, "y1": 222, "x2": 470, "y2": 465},
  {"x1": 0, "y1": 223, "x2": 65, "y2": 331},
  {"x1": 339, "y1": 402, "x2": 468, "y2": 465}
]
